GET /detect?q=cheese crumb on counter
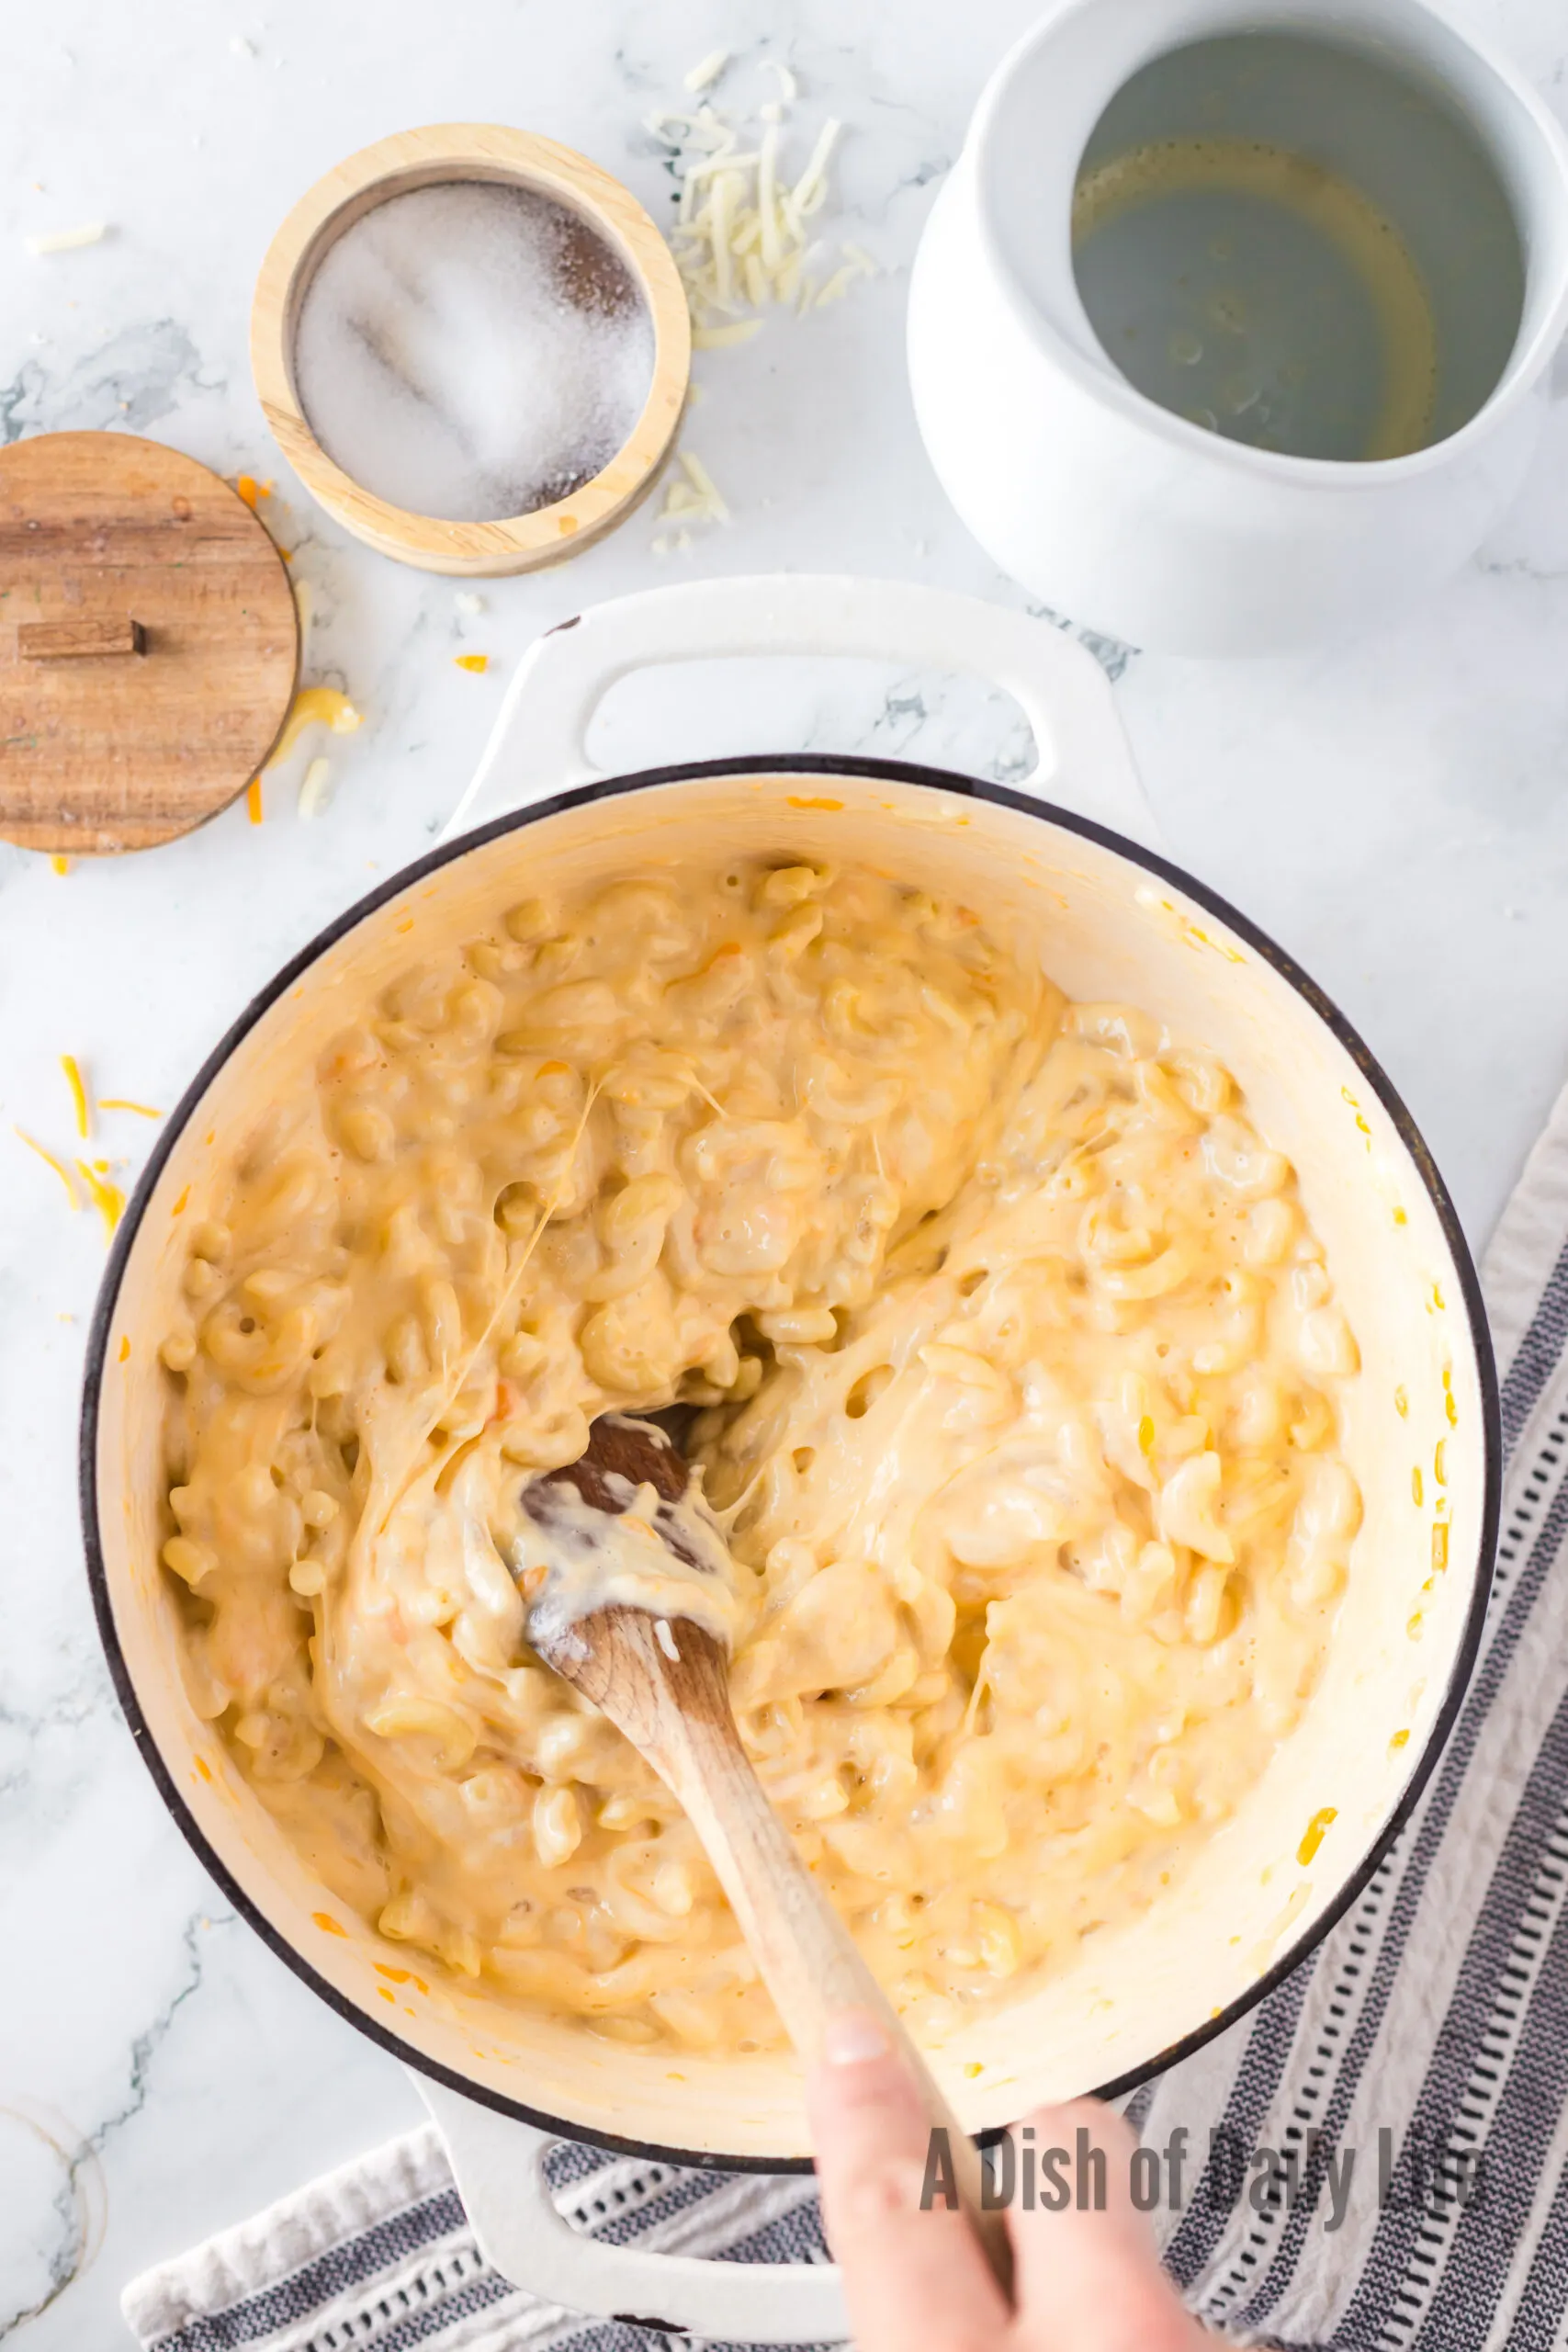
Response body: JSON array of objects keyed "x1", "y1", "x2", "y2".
[{"x1": 264, "y1": 685, "x2": 363, "y2": 771}]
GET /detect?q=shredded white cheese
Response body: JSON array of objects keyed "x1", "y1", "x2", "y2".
[
  {"x1": 677, "y1": 451, "x2": 728, "y2": 521},
  {"x1": 646, "y1": 70, "x2": 872, "y2": 342},
  {"x1": 790, "y1": 119, "x2": 840, "y2": 222},
  {"x1": 27, "y1": 221, "x2": 107, "y2": 255},
  {"x1": 682, "y1": 48, "x2": 729, "y2": 94},
  {"x1": 648, "y1": 63, "x2": 875, "y2": 548},
  {"x1": 656, "y1": 450, "x2": 729, "y2": 543},
  {"x1": 298, "y1": 757, "x2": 333, "y2": 821}
]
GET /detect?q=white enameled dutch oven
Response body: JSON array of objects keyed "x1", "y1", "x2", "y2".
[{"x1": 82, "y1": 577, "x2": 1497, "y2": 2342}]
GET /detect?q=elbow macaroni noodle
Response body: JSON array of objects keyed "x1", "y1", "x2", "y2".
[{"x1": 162, "y1": 856, "x2": 1359, "y2": 2052}]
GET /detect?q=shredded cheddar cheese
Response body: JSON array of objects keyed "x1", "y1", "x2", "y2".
[
  {"x1": 1297, "y1": 1806, "x2": 1338, "y2": 1866},
  {"x1": 60, "y1": 1054, "x2": 90, "y2": 1139},
  {"x1": 75, "y1": 1159, "x2": 124, "y2": 1241},
  {"x1": 247, "y1": 777, "x2": 265, "y2": 825},
  {"x1": 15, "y1": 1128, "x2": 78, "y2": 1208},
  {"x1": 98, "y1": 1098, "x2": 163, "y2": 1120},
  {"x1": 454, "y1": 654, "x2": 489, "y2": 674}
]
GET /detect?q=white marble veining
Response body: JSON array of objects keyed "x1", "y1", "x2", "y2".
[{"x1": 4, "y1": 0, "x2": 1568, "y2": 2339}]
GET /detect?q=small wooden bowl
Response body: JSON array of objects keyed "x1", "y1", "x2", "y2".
[{"x1": 251, "y1": 125, "x2": 691, "y2": 577}]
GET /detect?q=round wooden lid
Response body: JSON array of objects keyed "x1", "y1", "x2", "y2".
[{"x1": 0, "y1": 432, "x2": 299, "y2": 854}]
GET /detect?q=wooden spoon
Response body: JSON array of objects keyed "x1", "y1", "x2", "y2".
[{"x1": 516, "y1": 1413, "x2": 1015, "y2": 2299}]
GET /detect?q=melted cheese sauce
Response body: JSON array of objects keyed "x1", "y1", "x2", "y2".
[{"x1": 161, "y1": 857, "x2": 1359, "y2": 2052}]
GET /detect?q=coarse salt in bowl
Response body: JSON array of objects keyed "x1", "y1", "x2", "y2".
[{"x1": 252, "y1": 126, "x2": 691, "y2": 576}]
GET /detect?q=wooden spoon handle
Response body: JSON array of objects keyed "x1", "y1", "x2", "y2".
[{"x1": 661, "y1": 1701, "x2": 1015, "y2": 2301}]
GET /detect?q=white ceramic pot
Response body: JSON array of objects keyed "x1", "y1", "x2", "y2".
[
  {"x1": 84, "y1": 577, "x2": 1497, "y2": 2340},
  {"x1": 908, "y1": 0, "x2": 1568, "y2": 656}
]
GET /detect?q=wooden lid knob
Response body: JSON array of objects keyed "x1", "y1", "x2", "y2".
[
  {"x1": 0, "y1": 432, "x2": 299, "y2": 854},
  {"x1": 18, "y1": 614, "x2": 148, "y2": 661}
]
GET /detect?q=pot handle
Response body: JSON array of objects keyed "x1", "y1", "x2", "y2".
[
  {"x1": 440, "y1": 572, "x2": 1157, "y2": 848},
  {"x1": 416, "y1": 2074, "x2": 849, "y2": 2344}
]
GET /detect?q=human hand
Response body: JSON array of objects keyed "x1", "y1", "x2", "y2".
[{"x1": 807, "y1": 2012, "x2": 1207, "y2": 2351}]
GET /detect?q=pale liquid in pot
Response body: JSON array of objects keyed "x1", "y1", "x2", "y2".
[
  {"x1": 1072, "y1": 33, "x2": 1525, "y2": 462},
  {"x1": 159, "y1": 856, "x2": 1360, "y2": 2054}
]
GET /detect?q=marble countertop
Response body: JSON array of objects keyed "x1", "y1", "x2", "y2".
[{"x1": 5, "y1": 0, "x2": 1568, "y2": 2338}]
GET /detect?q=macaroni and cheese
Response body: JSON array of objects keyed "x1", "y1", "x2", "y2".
[{"x1": 161, "y1": 855, "x2": 1359, "y2": 2052}]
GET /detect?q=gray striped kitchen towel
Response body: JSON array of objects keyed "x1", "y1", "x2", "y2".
[
  {"x1": 124, "y1": 1078, "x2": 1568, "y2": 2352},
  {"x1": 121, "y1": 2128, "x2": 833, "y2": 2352}
]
